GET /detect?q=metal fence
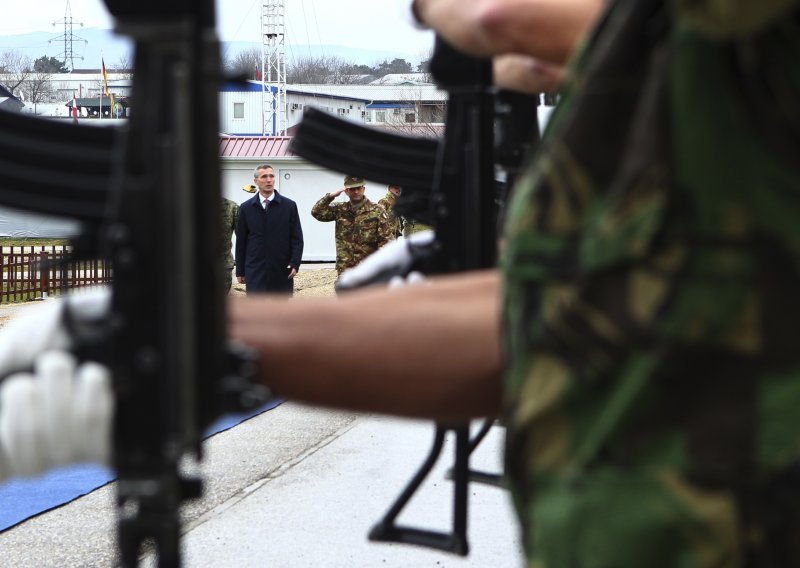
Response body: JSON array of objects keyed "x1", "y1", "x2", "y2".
[{"x1": 0, "y1": 245, "x2": 112, "y2": 303}]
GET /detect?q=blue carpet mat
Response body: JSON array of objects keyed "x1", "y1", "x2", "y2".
[{"x1": 0, "y1": 398, "x2": 283, "y2": 532}]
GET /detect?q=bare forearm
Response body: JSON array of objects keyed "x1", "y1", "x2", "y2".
[
  {"x1": 414, "y1": 0, "x2": 604, "y2": 64},
  {"x1": 228, "y1": 270, "x2": 502, "y2": 421}
]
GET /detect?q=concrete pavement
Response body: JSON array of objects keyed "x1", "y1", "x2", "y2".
[{"x1": 0, "y1": 403, "x2": 523, "y2": 567}]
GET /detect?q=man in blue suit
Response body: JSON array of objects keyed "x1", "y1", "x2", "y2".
[{"x1": 235, "y1": 164, "x2": 304, "y2": 294}]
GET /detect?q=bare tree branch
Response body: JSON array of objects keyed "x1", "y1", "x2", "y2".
[
  {"x1": 20, "y1": 72, "x2": 55, "y2": 107},
  {"x1": 0, "y1": 51, "x2": 33, "y2": 97}
]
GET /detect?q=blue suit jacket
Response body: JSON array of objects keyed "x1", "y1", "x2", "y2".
[{"x1": 235, "y1": 191, "x2": 304, "y2": 293}]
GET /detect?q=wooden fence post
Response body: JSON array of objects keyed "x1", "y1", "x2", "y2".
[{"x1": 39, "y1": 251, "x2": 50, "y2": 299}]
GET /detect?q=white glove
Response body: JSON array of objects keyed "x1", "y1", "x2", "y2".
[
  {"x1": 0, "y1": 352, "x2": 113, "y2": 478},
  {"x1": 0, "y1": 288, "x2": 110, "y2": 377},
  {"x1": 388, "y1": 270, "x2": 429, "y2": 289},
  {"x1": 337, "y1": 230, "x2": 435, "y2": 290},
  {"x1": 0, "y1": 288, "x2": 113, "y2": 481}
]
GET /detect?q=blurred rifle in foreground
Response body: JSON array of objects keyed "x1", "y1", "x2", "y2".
[
  {"x1": 290, "y1": 37, "x2": 541, "y2": 554},
  {"x1": 0, "y1": 1, "x2": 268, "y2": 566}
]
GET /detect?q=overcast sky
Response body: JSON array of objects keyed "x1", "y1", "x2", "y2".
[{"x1": 1, "y1": 0, "x2": 434, "y2": 57}]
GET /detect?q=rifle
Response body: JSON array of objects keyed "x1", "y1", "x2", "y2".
[
  {"x1": 290, "y1": 37, "x2": 541, "y2": 554},
  {"x1": 0, "y1": 1, "x2": 269, "y2": 566}
]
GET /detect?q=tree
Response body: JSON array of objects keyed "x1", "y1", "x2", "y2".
[
  {"x1": 113, "y1": 53, "x2": 134, "y2": 80},
  {"x1": 33, "y1": 56, "x2": 68, "y2": 74},
  {"x1": 0, "y1": 51, "x2": 33, "y2": 97},
  {"x1": 225, "y1": 47, "x2": 262, "y2": 79},
  {"x1": 20, "y1": 72, "x2": 55, "y2": 109},
  {"x1": 375, "y1": 58, "x2": 413, "y2": 77},
  {"x1": 286, "y1": 55, "x2": 367, "y2": 84}
]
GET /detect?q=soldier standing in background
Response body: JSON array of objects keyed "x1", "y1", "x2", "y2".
[
  {"x1": 377, "y1": 184, "x2": 404, "y2": 238},
  {"x1": 311, "y1": 176, "x2": 395, "y2": 276},
  {"x1": 221, "y1": 197, "x2": 239, "y2": 294}
]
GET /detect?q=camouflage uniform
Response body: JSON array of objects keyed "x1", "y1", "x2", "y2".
[
  {"x1": 311, "y1": 193, "x2": 395, "y2": 274},
  {"x1": 221, "y1": 197, "x2": 239, "y2": 294},
  {"x1": 377, "y1": 190, "x2": 403, "y2": 238},
  {"x1": 501, "y1": 0, "x2": 800, "y2": 566}
]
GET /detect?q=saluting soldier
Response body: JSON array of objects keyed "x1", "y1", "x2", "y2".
[{"x1": 311, "y1": 176, "x2": 395, "y2": 275}]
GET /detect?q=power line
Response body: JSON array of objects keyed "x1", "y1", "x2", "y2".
[{"x1": 49, "y1": 0, "x2": 87, "y2": 72}]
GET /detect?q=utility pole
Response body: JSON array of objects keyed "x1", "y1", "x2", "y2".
[
  {"x1": 50, "y1": 0, "x2": 87, "y2": 72},
  {"x1": 261, "y1": 0, "x2": 287, "y2": 135}
]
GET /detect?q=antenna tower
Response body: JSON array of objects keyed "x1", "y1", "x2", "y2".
[
  {"x1": 50, "y1": 0, "x2": 87, "y2": 72},
  {"x1": 261, "y1": 0, "x2": 287, "y2": 135}
]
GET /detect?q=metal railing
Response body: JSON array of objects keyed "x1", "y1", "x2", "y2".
[{"x1": 0, "y1": 245, "x2": 112, "y2": 303}]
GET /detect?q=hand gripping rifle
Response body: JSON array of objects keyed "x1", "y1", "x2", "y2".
[
  {"x1": 0, "y1": 1, "x2": 268, "y2": 566},
  {"x1": 290, "y1": 37, "x2": 539, "y2": 554}
]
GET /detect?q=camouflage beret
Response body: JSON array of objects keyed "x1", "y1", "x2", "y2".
[{"x1": 344, "y1": 175, "x2": 365, "y2": 189}]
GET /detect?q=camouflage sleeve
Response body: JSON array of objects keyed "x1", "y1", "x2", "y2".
[
  {"x1": 231, "y1": 202, "x2": 239, "y2": 232},
  {"x1": 376, "y1": 210, "x2": 395, "y2": 247},
  {"x1": 673, "y1": 0, "x2": 799, "y2": 38},
  {"x1": 377, "y1": 192, "x2": 396, "y2": 212},
  {"x1": 310, "y1": 194, "x2": 338, "y2": 222}
]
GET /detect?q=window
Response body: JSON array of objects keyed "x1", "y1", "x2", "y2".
[
  {"x1": 376, "y1": 110, "x2": 386, "y2": 122},
  {"x1": 364, "y1": 111, "x2": 372, "y2": 122},
  {"x1": 429, "y1": 106, "x2": 446, "y2": 123},
  {"x1": 405, "y1": 113, "x2": 416, "y2": 123},
  {"x1": 233, "y1": 102, "x2": 245, "y2": 119}
]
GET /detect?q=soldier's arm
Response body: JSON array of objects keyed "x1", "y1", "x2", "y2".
[
  {"x1": 310, "y1": 194, "x2": 338, "y2": 222},
  {"x1": 228, "y1": 269, "x2": 502, "y2": 422},
  {"x1": 376, "y1": 210, "x2": 395, "y2": 247},
  {"x1": 377, "y1": 192, "x2": 395, "y2": 212}
]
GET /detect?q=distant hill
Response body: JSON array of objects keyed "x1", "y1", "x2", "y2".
[
  {"x1": 0, "y1": 29, "x2": 423, "y2": 71},
  {"x1": 221, "y1": 41, "x2": 425, "y2": 67},
  {"x1": 0, "y1": 28, "x2": 132, "y2": 70}
]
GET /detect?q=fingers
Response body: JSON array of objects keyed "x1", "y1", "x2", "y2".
[
  {"x1": 388, "y1": 271, "x2": 429, "y2": 290},
  {"x1": 73, "y1": 362, "x2": 114, "y2": 465},
  {"x1": 0, "y1": 373, "x2": 45, "y2": 477},
  {"x1": 37, "y1": 351, "x2": 77, "y2": 466},
  {"x1": 0, "y1": 352, "x2": 113, "y2": 481}
]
